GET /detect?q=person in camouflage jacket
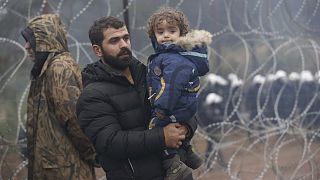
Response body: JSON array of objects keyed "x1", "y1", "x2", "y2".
[{"x1": 21, "y1": 14, "x2": 96, "y2": 180}]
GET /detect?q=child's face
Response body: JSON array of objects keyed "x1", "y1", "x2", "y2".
[{"x1": 154, "y1": 20, "x2": 180, "y2": 44}]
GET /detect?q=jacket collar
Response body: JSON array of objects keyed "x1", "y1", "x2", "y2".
[{"x1": 82, "y1": 57, "x2": 145, "y2": 87}]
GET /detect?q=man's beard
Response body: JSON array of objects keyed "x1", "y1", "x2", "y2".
[{"x1": 102, "y1": 47, "x2": 132, "y2": 70}]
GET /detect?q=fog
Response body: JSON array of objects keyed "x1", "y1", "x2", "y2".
[{"x1": 1, "y1": 0, "x2": 320, "y2": 179}]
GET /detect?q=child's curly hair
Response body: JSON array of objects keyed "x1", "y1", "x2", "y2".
[{"x1": 147, "y1": 7, "x2": 189, "y2": 38}]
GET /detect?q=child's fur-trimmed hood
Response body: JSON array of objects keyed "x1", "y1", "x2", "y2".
[{"x1": 175, "y1": 30, "x2": 213, "y2": 50}]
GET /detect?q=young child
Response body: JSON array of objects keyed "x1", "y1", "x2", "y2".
[{"x1": 147, "y1": 7, "x2": 212, "y2": 180}]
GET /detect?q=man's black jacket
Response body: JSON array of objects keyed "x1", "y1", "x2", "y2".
[{"x1": 76, "y1": 58, "x2": 197, "y2": 180}]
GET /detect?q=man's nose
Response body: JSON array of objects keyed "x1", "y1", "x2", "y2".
[
  {"x1": 24, "y1": 43, "x2": 31, "y2": 50},
  {"x1": 119, "y1": 39, "x2": 130, "y2": 48}
]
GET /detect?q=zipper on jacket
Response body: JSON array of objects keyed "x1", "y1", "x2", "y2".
[
  {"x1": 148, "y1": 93, "x2": 156, "y2": 100},
  {"x1": 128, "y1": 158, "x2": 135, "y2": 179}
]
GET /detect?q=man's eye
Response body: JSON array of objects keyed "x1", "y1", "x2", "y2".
[{"x1": 110, "y1": 39, "x2": 118, "y2": 44}]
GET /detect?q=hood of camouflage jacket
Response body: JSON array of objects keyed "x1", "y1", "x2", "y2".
[
  {"x1": 22, "y1": 14, "x2": 68, "y2": 53},
  {"x1": 21, "y1": 14, "x2": 69, "y2": 78}
]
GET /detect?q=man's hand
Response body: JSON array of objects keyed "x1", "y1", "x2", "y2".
[
  {"x1": 178, "y1": 124, "x2": 189, "y2": 136},
  {"x1": 163, "y1": 123, "x2": 186, "y2": 149}
]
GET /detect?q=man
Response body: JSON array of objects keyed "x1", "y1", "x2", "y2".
[
  {"x1": 76, "y1": 16, "x2": 197, "y2": 180},
  {"x1": 21, "y1": 14, "x2": 96, "y2": 179}
]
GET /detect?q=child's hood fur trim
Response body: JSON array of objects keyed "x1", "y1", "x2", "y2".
[{"x1": 175, "y1": 30, "x2": 213, "y2": 51}]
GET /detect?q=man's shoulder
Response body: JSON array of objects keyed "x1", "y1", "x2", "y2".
[
  {"x1": 49, "y1": 53, "x2": 77, "y2": 66},
  {"x1": 82, "y1": 80, "x2": 116, "y2": 97},
  {"x1": 79, "y1": 82, "x2": 106, "y2": 100},
  {"x1": 83, "y1": 81, "x2": 108, "y2": 92},
  {"x1": 78, "y1": 81, "x2": 118, "y2": 106}
]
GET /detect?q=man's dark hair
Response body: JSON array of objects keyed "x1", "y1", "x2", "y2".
[{"x1": 88, "y1": 16, "x2": 125, "y2": 47}]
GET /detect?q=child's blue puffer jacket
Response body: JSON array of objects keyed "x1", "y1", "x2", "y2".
[{"x1": 147, "y1": 30, "x2": 212, "y2": 126}]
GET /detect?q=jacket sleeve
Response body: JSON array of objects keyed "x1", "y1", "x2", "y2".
[
  {"x1": 76, "y1": 87, "x2": 165, "y2": 159},
  {"x1": 46, "y1": 62, "x2": 96, "y2": 164},
  {"x1": 182, "y1": 116, "x2": 198, "y2": 140}
]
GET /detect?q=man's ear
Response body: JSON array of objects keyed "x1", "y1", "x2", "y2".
[{"x1": 92, "y1": 45, "x2": 103, "y2": 57}]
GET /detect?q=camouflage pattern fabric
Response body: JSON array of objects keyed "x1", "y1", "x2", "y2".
[
  {"x1": 28, "y1": 14, "x2": 68, "y2": 53},
  {"x1": 26, "y1": 14, "x2": 96, "y2": 180}
]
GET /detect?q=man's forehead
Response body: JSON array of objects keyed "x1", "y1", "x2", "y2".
[{"x1": 103, "y1": 26, "x2": 129, "y2": 40}]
